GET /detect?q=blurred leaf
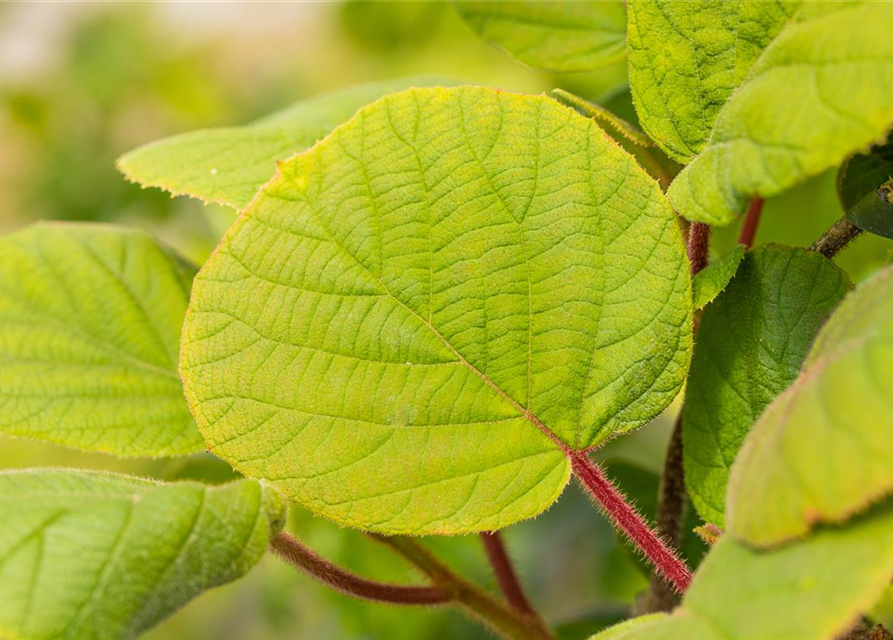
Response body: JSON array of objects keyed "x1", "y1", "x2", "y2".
[
  {"x1": 0, "y1": 469, "x2": 285, "y2": 640},
  {"x1": 651, "y1": 2, "x2": 893, "y2": 225},
  {"x1": 846, "y1": 180, "x2": 893, "y2": 240},
  {"x1": 592, "y1": 500, "x2": 893, "y2": 640},
  {"x1": 728, "y1": 264, "x2": 893, "y2": 545},
  {"x1": 340, "y1": 1, "x2": 445, "y2": 51},
  {"x1": 838, "y1": 131, "x2": 893, "y2": 212},
  {"x1": 453, "y1": 1, "x2": 626, "y2": 72},
  {"x1": 180, "y1": 86, "x2": 691, "y2": 535},
  {"x1": 118, "y1": 77, "x2": 452, "y2": 211},
  {"x1": 685, "y1": 245, "x2": 852, "y2": 526},
  {"x1": 691, "y1": 245, "x2": 745, "y2": 310},
  {"x1": 554, "y1": 607, "x2": 630, "y2": 640},
  {"x1": 0, "y1": 223, "x2": 202, "y2": 457}
]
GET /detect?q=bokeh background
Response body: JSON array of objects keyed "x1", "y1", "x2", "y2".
[{"x1": 0, "y1": 3, "x2": 890, "y2": 639}]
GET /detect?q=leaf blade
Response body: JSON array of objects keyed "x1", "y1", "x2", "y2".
[{"x1": 0, "y1": 223, "x2": 202, "y2": 457}]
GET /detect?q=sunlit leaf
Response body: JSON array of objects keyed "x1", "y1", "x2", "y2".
[
  {"x1": 181, "y1": 86, "x2": 692, "y2": 535},
  {"x1": 690, "y1": 244, "x2": 745, "y2": 310},
  {"x1": 591, "y1": 501, "x2": 893, "y2": 640},
  {"x1": 118, "y1": 77, "x2": 450, "y2": 210},
  {"x1": 0, "y1": 469, "x2": 285, "y2": 640},
  {"x1": 628, "y1": 1, "x2": 893, "y2": 225},
  {"x1": 684, "y1": 245, "x2": 851, "y2": 525},
  {"x1": 0, "y1": 223, "x2": 202, "y2": 457},
  {"x1": 728, "y1": 264, "x2": 893, "y2": 545},
  {"x1": 454, "y1": 1, "x2": 627, "y2": 72}
]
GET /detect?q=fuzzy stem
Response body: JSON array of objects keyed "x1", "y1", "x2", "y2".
[
  {"x1": 811, "y1": 217, "x2": 864, "y2": 259},
  {"x1": 569, "y1": 451, "x2": 692, "y2": 593},
  {"x1": 738, "y1": 198, "x2": 764, "y2": 248},
  {"x1": 270, "y1": 532, "x2": 450, "y2": 605},
  {"x1": 480, "y1": 531, "x2": 539, "y2": 618},
  {"x1": 687, "y1": 222, "x2": 711, "y2": 274},
  {"x1": 373, "y1": 534, "x2": 554, "y2": 640}
]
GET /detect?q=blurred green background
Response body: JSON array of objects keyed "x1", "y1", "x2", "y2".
[{"x1": 0, "y1": 3, "x2": 890, "y2": 639}]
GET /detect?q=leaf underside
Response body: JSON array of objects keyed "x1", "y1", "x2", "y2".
[
  {"x1": 591, "y1": 500, "x2": 893, "y2": 640},
  {"x1": 453, "y1": 1, "x2": 627, "y2": 72},
  {"x1": 684, "y1": 245, "x2": 852, "y2": 526},
  {"x1": 0, "y1": 223, "x2": 202, "y2": 457},
  {"x1": 181, "y1": 86, "x2": 692, "y2": 535},
  {"x1": 0, "y1": 469, "x2": 285, "y2": 640},
  {"x1": 117, "y1": 77, "x2": 451, "y2": 210},
  {"x1": 728, "y1": 264, "x2": 893, "y2": 546}
]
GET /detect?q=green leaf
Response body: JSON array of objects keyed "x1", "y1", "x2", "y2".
[
  {"x1": 0, "y1": 223, "x2": 202, "y2": 457},
  {"x1": 0, "y1": 469, "x2": 285, "y2": 640},
  {"x1": 591, "y1": 501, "x2": 893, "y2": 640},
  {"x1": 838, "y1": 131, "x2": 893, "y2": 239},
  {"x1": 629, "y1": 1, "x2": 893, "y2": 225},
  {"x1": 453, "y1": 1, "x2": 626, "y2": 72},
  {"x1": 728, "y1": 264, "x2": 893, "y2": 545},
  {"x1": 181, "y1": 86, "x2": 693, "y2": 535},
  {"x1": 837, "y1": 130, "x2": 893, "y2": 212},
  {"x1": 690, "y1": 244, "x2": 745, "y2": 310},
  {"x1": 627, "y1": 0, "x2": 797, "y2": 164},
  {"x1": 118, "y1": 77, "x2": 451, "y2": 211},
  {"x1": 684, "y1": 245, "x2": 852, "y2": 526}
]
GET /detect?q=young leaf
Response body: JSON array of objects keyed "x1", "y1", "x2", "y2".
[
  {"x1": 118, "y1": 77, "x2": 450, "y2": 211},
  {"x1": 591, "y1": 500, "x2": 893, "y2": 640},
  {"x1": 690, "y1": 244, "x2": 745, "y2": 310},
  {"x1": 0, "y1": 223, "x2": 202, "y2": 457},
  {"x1": 728, "y1": 264, "x2": 893, "y2": 545},
  {"x1": 628, "y1": 1, "x2": 893, "y2": 225},
  {"x1": 181, "y1": 86, "x2": 693, "y2": 535},
  {"x1": 453, "y1": 1, "x2": 626, "y2": 72},
  {"x1": 627, "y1": 0, "x2": 797, "y2": 164},
  {"x1": 684, "y1": 245, "x2": 852, "y2": 525},
  {"x1": 0, "y1": 469, "x2": 286, "y2": 640}
]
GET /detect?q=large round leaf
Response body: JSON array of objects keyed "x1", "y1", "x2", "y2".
[{"x1": 181, "y1": 86, "x2": 692, "y2": 535}]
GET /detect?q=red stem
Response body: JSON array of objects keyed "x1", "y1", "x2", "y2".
[
  {"x1": 270, "y1": 532, "x2": 450, "y2": 605},
  {"x1": 480, "y1": 532, "x2": 538, "y2": 617},
  {"x1": 687, "y1": 221, "x2": 711, "y2": 274},
  {"x1": 737, "y1": 198, "x2": 764, "y2": 248},
  {"x1": 569, "y1": 451, "x2": 692, "y2": 593}
]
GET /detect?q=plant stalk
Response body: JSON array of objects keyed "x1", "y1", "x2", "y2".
[
  {"x1": 569, "y1": 451, "x2": 692, "y2": 593},
  {"x1": 480, "y1": 531, "x2": 540, "y2": 619},
  {"x1": 270, "y1": 532, "x2": 450, "y2": 605},
  {"x1": 373, "y1": 534, "x2": 554, "y2": 640},
  {"x1": 737, "y1": 198, "x2": 764, "y2": 248},
  {"x1": 811, "y1": 217, "x2": 864, "y2": 259}
]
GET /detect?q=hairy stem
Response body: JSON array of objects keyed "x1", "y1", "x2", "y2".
[
  {"x1": 569, "y1": 451, "x2": 692, "y2": 593},
  {"x1": 270, "y1": 532, "x2": 450, "y2": 605},
  {"x1": 373, "y1": 534, "x2": 554, "y2": 640},
  {"x1": 737, "y1": 198, "x2": 764, "y2": 248},
  {"x1": 811, "y1": 217, "x2": 864, "y2": 259},
  {"x1": 687, "y1": 221, "x2": 711, "y2": 275},
  {"x1": 480, "y1": 531, "x2": 540, "y2": 618}
]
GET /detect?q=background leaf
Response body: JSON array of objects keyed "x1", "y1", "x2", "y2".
[
  {"x1": 0, "y1": 469, "x2": 285, "y2": 640},
  {"x1": 453, "y1": 1, "x2": 626, "y2": 72},
  {"x1": 838, "y1": 131, "x2": 893, "y2": 239},
  {"x1": 684, "y1": 245, "x2": 851, "y2": 525},
  {"x1": 0, "y1": 223, "x2": 202, "y2": 457},
  {"x1": 181, "y1": 86, "x2": 692, "y2": 535},
  {"x1": 627, "y1": 0, "x2": 797, "y2": 164},
  {"x1": 117, "y1": 77, "x2": 450, "y2": 211},
  {"x1": 690, "y1": 244, "x2": 745, "y2": 310},
  {"x1": 728, "y1": 264, "x2": 893, "y2": 545},
  {"x1": 592, "y1": 500, "x2": 893, "y2": 640},
  {"x1": 665, "y1": 1, "x2": 893, "y2": 225}
]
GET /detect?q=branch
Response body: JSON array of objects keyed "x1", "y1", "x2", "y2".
[
  {"x1": 811, "y1": 217, "x2": 864, "y2": 259},
  {"x1": 373, "y1": 534, "x2": 555, "y2": 640},
  {"x1": 569, "y1": 451, "x2": 692, "y2": 593},
  {"x1": 737, "y1": 198, "x2": 764, "y2": 248},
  {"x1": 270, "y1": 532, "x2": 450, "y2": 606},
  {"x1": 480, "y1": 531, "x2": 540, "y2": 618}
]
